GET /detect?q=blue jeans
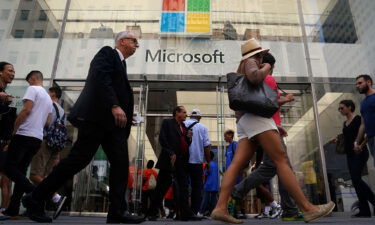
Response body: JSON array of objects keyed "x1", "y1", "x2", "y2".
[{"x1": 199, "y1": 191, "x2": 218, "y2": 214}]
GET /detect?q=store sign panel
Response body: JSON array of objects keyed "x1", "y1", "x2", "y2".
[{"x1": 160, "y1": 0, "x2": 211, "y2": 36}]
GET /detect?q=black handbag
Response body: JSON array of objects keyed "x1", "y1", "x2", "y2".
[
  {"x1": 335, "y1": 133, "x2": 345, "y2": 154},
  {"x1": 227, "y1": 72, "x2": 278, "y2": 118}
]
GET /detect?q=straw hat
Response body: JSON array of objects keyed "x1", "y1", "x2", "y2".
[{"x1": 241, "y1": 38, "x2": 269, "y2": 61}]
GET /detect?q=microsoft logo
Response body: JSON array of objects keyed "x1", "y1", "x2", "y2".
[{"x1": 160, "y1": 0, "x2": 211, "y2": 35}]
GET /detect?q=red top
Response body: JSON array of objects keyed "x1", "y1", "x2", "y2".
[
  {"x1": 164, "y1": 186, "x2": 174, "y2": 199},
  {"x1": 264, "y1": 75, "x2": 281, "y2": 126},
  {"x1": 176, "y1": 120, "x2": 189, "y2": 156},
  {"x1": 142, "y1": 168, "x2": 158, "y2": 191}
]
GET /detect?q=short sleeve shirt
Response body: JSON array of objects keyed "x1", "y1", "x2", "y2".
[
  {"x1": 184, "y1": 119, "x2": 211, "y2": 164},
  {"x1": 16, "y1": 86, "x2": 53, "y2": 140},
  {"x1": 225, "y1": 141, "x2": 238, "y2": 169},
  {"x1": 360, "y1": 94, "x2": 375, "y2": 138}
]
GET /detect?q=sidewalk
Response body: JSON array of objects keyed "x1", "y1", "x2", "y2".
[{"x1": 2, "y1": 212, "x2": 374, "y2": 224}]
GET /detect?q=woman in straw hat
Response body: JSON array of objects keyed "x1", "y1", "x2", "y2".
[{"x1": 210, "y1": 39, "x2": 335, "y2": 224}]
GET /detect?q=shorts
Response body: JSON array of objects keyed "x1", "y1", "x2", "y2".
[
  {"x1": 237, "y1": 113, "x2": 278, "y2": 140},
  {"x1": 30, "y1": 140, "x2": 59, "y2": 177}
]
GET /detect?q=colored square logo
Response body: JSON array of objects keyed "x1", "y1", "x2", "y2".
[
  {"x1": 187, "y1": 0, "x2": 210, "y2": 12},
  {"x1": 162, "y1": 0, "x2": 185, "y2": 11},
  {"x1": 160, "y1": 12, "x2": 185, "y2": 32},
  {"x1": 186, "y1": 12, "x2": 210, "y2": 33}
]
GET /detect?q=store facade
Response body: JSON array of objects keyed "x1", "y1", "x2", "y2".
[{"x1": 1, "y1": 0, "x2": 375, "y2": 214}]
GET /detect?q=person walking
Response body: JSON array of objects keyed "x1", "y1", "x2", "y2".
[
  {"x1": 333, "y1": 99, "x2": 375, "y2": 217},
  {"x1": 354, "y1": 74, "x2": 375, "y2": 167},
  {"x1": 22, "y1": 31, "x2": 144, "y2": 224},
  {"x1": 29, "y1": 86, "x2": 67, "y2": 219},
  {"x1": 198, "y1": 151, "x2": 219, "y2": 216},
  {"x1": 0, "y1": 61, "x2": 16, "y2": 221},
  {"x1": 147, "y1": 106, "x2": 202, "y2": 221},
  {"x1": 184, "y1": 109, "x2": 211, "y2": 214},
  {"x1": 3, "y1": 71, "x2": 53, "y2": 218},
  {"x1": 210, "y1": 38, "x2": 335, "y2": 224},
  {"x1": 141, "y1": 160, "x2": 158, "y2": 214},
  {"x1": 231, "y1": 52, "x2": 301, "y2": 221}
]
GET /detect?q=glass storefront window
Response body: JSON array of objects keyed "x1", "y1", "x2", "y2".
[
  {"x1": 314, "y1": 82, "x2": 375, "y2": 211},
  {"x1": 0, "y1": 0, "x2": 66, "y2": 80},
  {"x1": 5, "y1": 0, "x2": 375, "y2": 215}
]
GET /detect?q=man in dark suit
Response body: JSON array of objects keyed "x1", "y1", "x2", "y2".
[
  {"x1": 22, "y1": 31, "x2": 144, "y2": 224},
  {"x1": 147, "y1": 106, "x2": 202, "y2": 221}
]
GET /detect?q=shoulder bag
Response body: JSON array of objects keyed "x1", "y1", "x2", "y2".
[{"x1": 226, "y1": 72, "x2": 278, "y2": 118}]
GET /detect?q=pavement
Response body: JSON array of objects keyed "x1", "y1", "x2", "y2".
[{"x1": 1, "y1": 212, "x2": 374, "y2": 225}]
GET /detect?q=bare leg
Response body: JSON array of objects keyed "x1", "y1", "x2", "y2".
[
  {"x1": 0, "y1": 175, "x2": 11, "y2": 209},
  {"x1": 213, "y1": 138, "x2": 256, "y2": 216},
  {"x1": 257, "y1": 184, "x2": 273, "y2": 205},
  {"x1": 256, "y1": 130, "x2": 318, "y2": 213}
]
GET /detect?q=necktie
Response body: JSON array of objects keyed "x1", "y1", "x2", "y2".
[{"x1": 122, "y1": 60, "x2": 126, "y2": 69}]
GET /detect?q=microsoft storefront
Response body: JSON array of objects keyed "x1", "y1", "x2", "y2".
[{"x1": 1, "y1": 0, "x2": 375, "y2": 215}]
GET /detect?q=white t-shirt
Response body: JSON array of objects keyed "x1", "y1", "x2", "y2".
[{"x1": 16, "y1": 86, "x2": 53, "y2": 140}]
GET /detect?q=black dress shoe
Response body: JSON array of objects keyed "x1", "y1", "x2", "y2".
[
  {"x1": 22, "y1": 194, "x2": 52, "y2": 223},
  {"x1": 351, "y1": 212, "x2": 371, "y2": 218},
  {"x1": 180, "y1": 214, "x2": 203, "y2": 221},
  {"x1": 106, "y1": 214, "x2": 145, "y2": 224},
  {"x1": 147, "y1": 215, "x2": 158, "y2": 221}
]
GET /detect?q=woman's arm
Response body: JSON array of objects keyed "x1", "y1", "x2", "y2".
[{"x1": 243, "y1": 58, "x2": 271, "y2": 85}]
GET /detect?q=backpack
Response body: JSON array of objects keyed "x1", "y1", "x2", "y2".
[
  {"x1": 45, "y1": 103, "x2": 68, "y2": 152},
  {"x1": 147, "y1": 173, "x2": 157, "y2": 190}
]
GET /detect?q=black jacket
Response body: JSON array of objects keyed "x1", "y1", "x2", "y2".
[
  {"x1": 0, "y1": 87, "x2": 17, "y2": 141},
  {"x1": 68, "y1": 46, "x2": 134, "y2": 131},
  {"x1": 155, "y1": 118, "x2": 192, "y2": 171}
]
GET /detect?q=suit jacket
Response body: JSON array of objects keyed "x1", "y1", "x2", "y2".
[
  {"x1": 156, "y1": 118, "x2": 191, "y2": 171},
  {"x1": 68, "y1": 46, "x2": 134, "y2": 132}
]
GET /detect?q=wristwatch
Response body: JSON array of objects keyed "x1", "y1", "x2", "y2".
[{"x1": 112, "y1": 105, "x2": 119, "y2": 108}]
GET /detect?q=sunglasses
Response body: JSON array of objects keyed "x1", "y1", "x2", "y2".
[
  {"x1": 124, "y1": 37, "x2": 138, "y2": 45},
  {"x1": 338, "y1": 107, "x2": 344, "y2": 111}
]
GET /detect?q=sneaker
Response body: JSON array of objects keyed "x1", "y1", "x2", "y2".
[
  {"x1": 254, "y1": 212, "x2": 270, "y2": 219},
  {"x1": 270, "y1": 205, "x2": 282, "y2": 219},
  {"x1": 53, "y1": 195, "x2": 67, "y2": 220},
  {"x1": 281, "y1": 212, "x2": 304, "y2": 221},
  {"x1": 0, "y1": 212, "x2": 10, "y2": 221}
]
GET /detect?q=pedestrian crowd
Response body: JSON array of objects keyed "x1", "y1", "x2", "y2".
[{"x1": 0, "y1": 32, "x2": 374, "y2": 224}]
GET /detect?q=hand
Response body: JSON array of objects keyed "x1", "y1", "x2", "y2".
[
  {"x1": 0, "y1": 92, "x2": 11, "y2": 102},
  {"x1": 111, "y1": 106, "x2": 127, "y2": 128},
  {"x1": 206, "y1": 163, "x2": 210, "y2": 172},
  {"x1": 285, "y1": 93, "x2": 295, "y2": 102},
  {"x1": 353, "y1": 142, "x2": 361, "y2": 152},
  {"x1": 329, "y1": 138, "x2": 338, "y2": 143},
  {"x1": 277, "y1": 126, "x2": 288, "y2": 137},
  {"x1": 2, "y1": 144, "x2": 9, "y2": 152},
  {"x1": 170, "y1": 154, "x2": 176, "y2": 167},
  {"x1": 187, "y1": 130, "x2": 193, "y2": 138}
]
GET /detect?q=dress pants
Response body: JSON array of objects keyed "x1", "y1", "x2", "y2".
[
  {"x1": 4, "y1": 135, "x2": 41, "y2": 215},
  {"x1": 347, "y1": 149, "x2": 375, "y2": 215},
  {"x1": 149, "y1": 158, "x2": 194, "y2": 218},
  {"x1": 368, "y1": 136, "x2": 375, "y2": 167},
  {"x1": 187, "y1": 163, "x2": 203, "y2": 214},
  {"x1": 32, "y1": 122, "x2": 130, "y2": 217}
]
